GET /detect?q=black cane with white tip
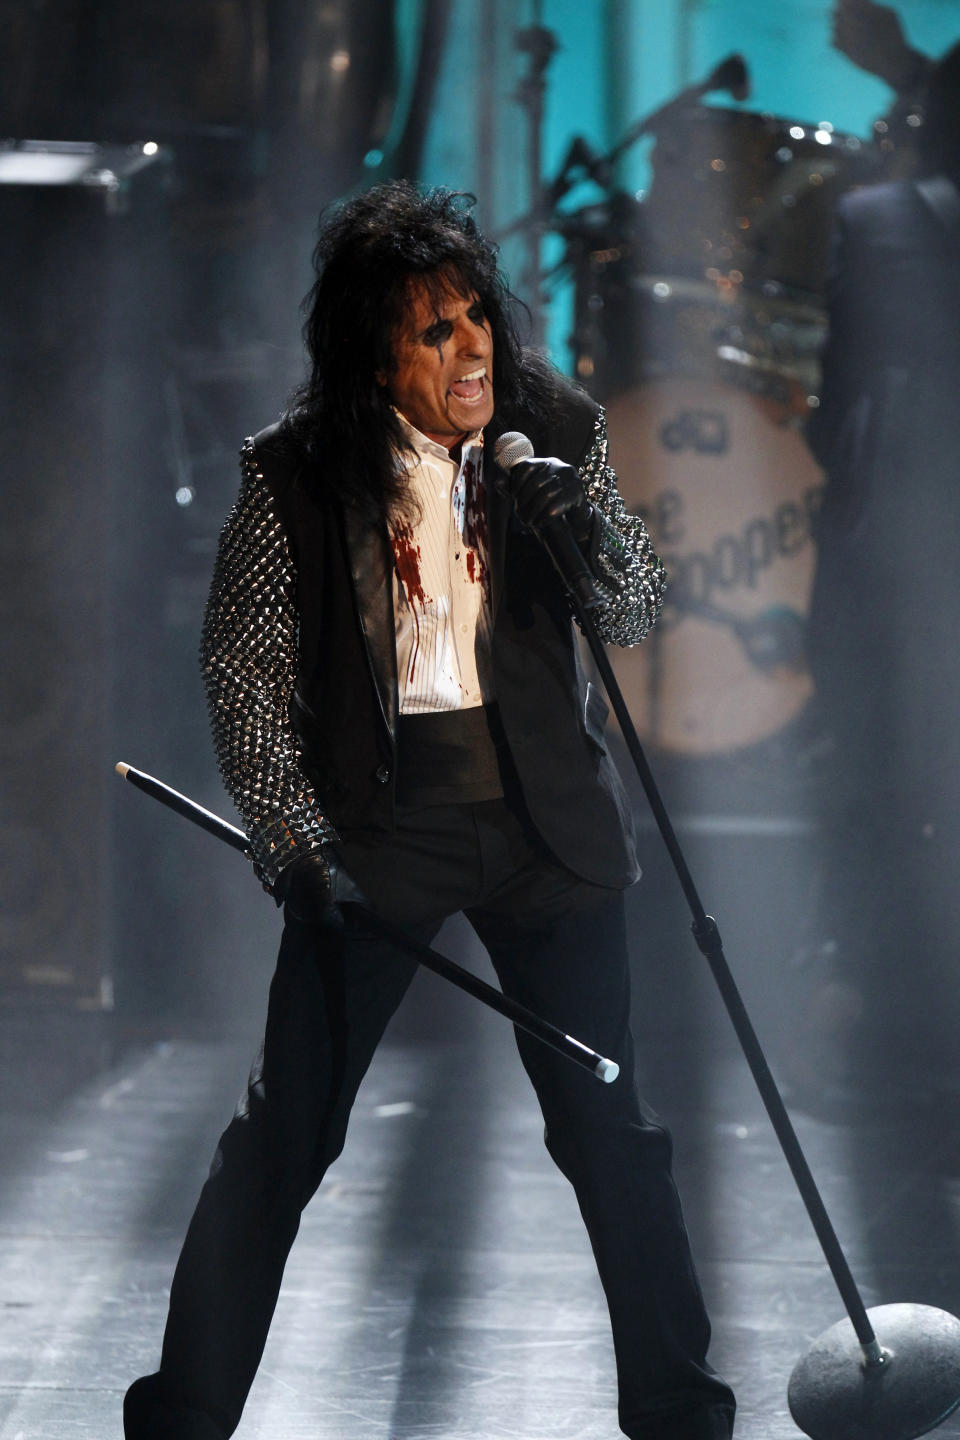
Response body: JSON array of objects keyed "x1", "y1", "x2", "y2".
[{"x1": 114, "y1": 762, "x2": 620, "y2": 1085}]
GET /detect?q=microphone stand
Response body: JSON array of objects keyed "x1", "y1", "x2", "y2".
[{"x1": 551, "y1": 542, "x2": 960, "y2": 1440}]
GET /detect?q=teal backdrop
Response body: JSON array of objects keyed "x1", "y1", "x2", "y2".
[{"x1": 392, "y1": 0, "x2": 960, "y2": 369}]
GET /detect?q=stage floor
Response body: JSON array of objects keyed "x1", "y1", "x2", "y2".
[{"x1": 1, "y1": 914, "x2": 959, "y2": 1440}]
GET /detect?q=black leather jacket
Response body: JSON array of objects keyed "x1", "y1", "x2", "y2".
[{"x1": 201, "y1": 377, "x2": 664, "y2": 889}]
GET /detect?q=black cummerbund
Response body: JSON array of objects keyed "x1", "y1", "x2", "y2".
[{"x1": 396, "y1": 703, "x2": 507, "y2": 806}]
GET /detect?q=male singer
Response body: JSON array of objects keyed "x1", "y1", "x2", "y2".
[{"x1": 125, "y1": 181, "x2": 735, "y2": 1440}]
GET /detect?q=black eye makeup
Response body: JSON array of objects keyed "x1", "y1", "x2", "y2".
[
  {"x1": 422, "y1": 319, "x2": 453, "y2": 348},
  {"x1": 415, "y1": 298, "x2": 488, "y2": 353}
]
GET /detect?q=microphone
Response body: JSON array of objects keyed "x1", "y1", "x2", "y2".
[{"x1": 494, "y1": 431, "x2": 602, "y2": 611}]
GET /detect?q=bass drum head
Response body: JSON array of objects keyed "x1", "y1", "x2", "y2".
[{"x1": 605, "y1": 377, "x2": 824, "y2": 756}]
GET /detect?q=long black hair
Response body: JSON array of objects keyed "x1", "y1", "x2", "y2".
[{"x1": 283, "y1": 180, "x2": 564, "y2": 516}]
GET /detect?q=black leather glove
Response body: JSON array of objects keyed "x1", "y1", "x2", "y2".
[
  {"x1": 509, "y1": 456, "x2": 595, "y2": 544},
  {"x1": 272, "y1": 846, "x2": 366, "y2": 929}
]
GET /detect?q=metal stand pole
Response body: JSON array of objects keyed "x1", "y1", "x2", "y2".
[{"x1": 566, "y1": 595, "x2": 960, "y2": 1440}]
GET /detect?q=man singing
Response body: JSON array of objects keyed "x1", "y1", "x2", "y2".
[{"x1": 124, "y1": 181, "x2": 735, "y2": 1440}]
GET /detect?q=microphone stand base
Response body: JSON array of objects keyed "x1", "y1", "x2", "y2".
[{"x1": 788, "y1": 1303, "x2": 960, "y2": 1440}]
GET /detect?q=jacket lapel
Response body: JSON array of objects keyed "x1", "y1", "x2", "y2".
[{"x1": 342, "y1": 505, "x2": 398, "y2": 743}]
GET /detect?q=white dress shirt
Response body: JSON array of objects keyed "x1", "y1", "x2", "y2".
[{"x1": 389, "y1": 416, "x2": 495, "y2": 714}]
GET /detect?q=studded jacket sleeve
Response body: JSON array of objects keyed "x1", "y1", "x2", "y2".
[
  {"x1": 577, "y1": 410, "x2": 666, "y2": 646},
  {"x1": 200, "y1": 438, "x2": 336, "y2": 889}
]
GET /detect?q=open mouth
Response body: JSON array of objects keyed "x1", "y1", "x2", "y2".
[{"x1": 449, "y1": 366, "x2": 488, "y2": 402}]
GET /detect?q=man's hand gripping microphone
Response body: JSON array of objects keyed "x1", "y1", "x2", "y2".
[{"x1": 494, "y1": 431, "x2": 601, "y2": 610}]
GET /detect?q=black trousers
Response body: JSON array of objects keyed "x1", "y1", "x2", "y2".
[{"x1": 125, "y1": 796, "x2": 735, "y2": 1440}]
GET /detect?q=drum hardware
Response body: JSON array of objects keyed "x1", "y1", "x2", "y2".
[
  {"x1": 714, "y1": 345, "x2": 817, "y2": 421},
  {"x1": 571, "y1": 266, "x2": 826, "y2": 410},
  {"x1": 496, "y1": 50, "x2": 750, "y2": 307}
]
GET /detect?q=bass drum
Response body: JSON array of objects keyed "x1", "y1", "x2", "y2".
[{"x1": 605, "y1": 375, "x2": 825, "y2": 756}]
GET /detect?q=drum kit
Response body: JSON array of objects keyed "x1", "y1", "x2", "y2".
[{"x1": 520, "y1": 51, "x2": 894, "y2": 758}]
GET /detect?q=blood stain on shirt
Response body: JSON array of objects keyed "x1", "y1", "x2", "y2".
[
  {"x1": 391, "y1": 519, "x2": 428, "y2": 608},
  {"x1": 462, "y1": 457, "x2": 491, "y2": 604}
]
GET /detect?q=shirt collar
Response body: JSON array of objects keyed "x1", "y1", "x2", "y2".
[{"x1": 394, "y1": 410, "x2": 484, "y2": 463}]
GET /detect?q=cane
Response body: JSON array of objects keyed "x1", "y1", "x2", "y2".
[{"x1": 114, "y1": 762, "x2": 619, "y2": 1085}]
